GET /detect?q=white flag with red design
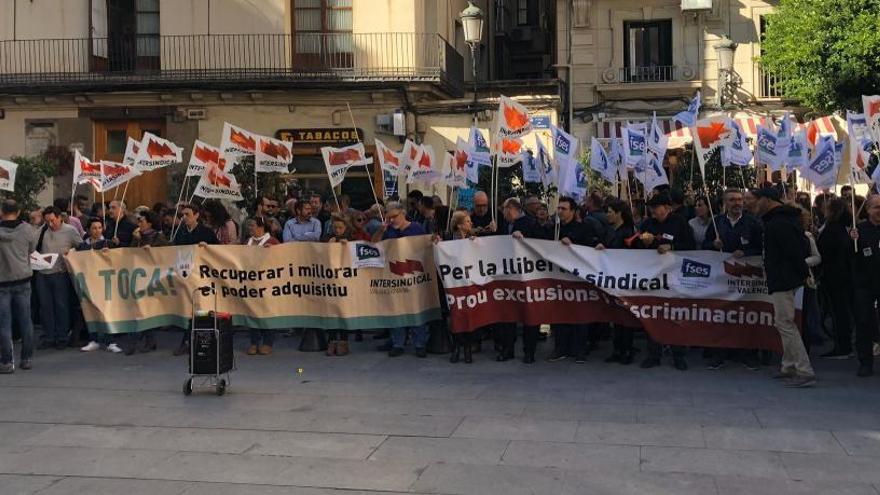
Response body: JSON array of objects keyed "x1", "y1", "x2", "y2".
[
  {"x1": 322, "y1": 143, "x2": 372, "y2": 188},
  {"x1": 193, "y1": 161, "x2": 244, "y2": 201},
  {"x1": 255, "y1": 135, "x2": 293, "y2": 173},
  {"x1": 400, "y1": 139, "x2": 423, "y2": 177},
  {"x1": 407, "y1": 144, "x2": 442, "y2": 184},
  {"x1": 0, "y1": 159, "x2": 18, "y2": 192},
  {"x1": 693, "y1": 117, "x2": 733, "y2": 176},
  {"x1": 97, "y1": 161, "x2": 141, "y2": 192},
  {"x1": 493, "y1": 136, "x2": 526, "y2": 168},
  {"x1": 73, "y1": 150, "x2": 102, "y2": 188},
  {"x1": 187, "y1": 140, "x2": 228, "y2": 177},
  {"x1": 374, "y1": 139, "x2": 402, "y2": 175},
  {"x1": 862, "y1": 95, "x2": 880, "y2": 145},
  {"x1": 495, "y1": 96, "x2": 532, "y2": 140},
  {"x1": 122, "y1": 137, "x2": 140, "y2": 167},
  {"x1": 133, "y1": 132, "x2": 183, "y2": 171},
  {"x1": 442, "y1": 147, "x2": 468, "y2": 188},
  {"x1": 220, "y1": 122, "x2": 258, "y2": 158}
]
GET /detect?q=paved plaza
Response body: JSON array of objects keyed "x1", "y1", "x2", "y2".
[{"x1": 1, "y1": 332, "x2": 879, "y2": 495}]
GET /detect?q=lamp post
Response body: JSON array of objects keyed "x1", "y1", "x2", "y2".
[
  {"x1": 715, "y1": 36, "x2": 738, "y2": 107},
  {"x1": 460, "y1": 1, "x2": 484, "y2": 121}
]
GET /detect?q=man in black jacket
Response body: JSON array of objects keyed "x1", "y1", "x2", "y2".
[
  {"x1": 638, "y1": 193, "x2": 695, "y2": 371},
  {"x1": 755, "y1": 185, "x2": 815, "y2": 387},
  {"x1": 173, "y1": 204, "x2": 220, "y2": 246},
  {"x1": 849, "y1": 195, "x2": 880, "y2": 377},
  {"x1": 548, "y1": 196, "x2": 600, "y2": 363},
  {"x1": 497, "y1": 197, "x2": 547, "y2": 363}
]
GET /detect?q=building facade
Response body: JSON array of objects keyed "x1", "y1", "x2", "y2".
[
  {"x1": 555, "y1": 0, "x2": 838, "y2": 179},
  {"x1": 0, "y1": 0, "x2": 560, "y2": 209}
]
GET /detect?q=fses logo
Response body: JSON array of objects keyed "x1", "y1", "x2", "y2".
[
  {"x1": 681, "y1": 259, "x2": 711, "y2": 278},
  {"x1": 355, "y1": 244, "x2": 381, "y2": 261},
  {"x1": 554, "y1": 135, "x2": 571, "y2": 155}
]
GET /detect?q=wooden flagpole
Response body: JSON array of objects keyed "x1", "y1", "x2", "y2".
[{"x1": 346, "y1": 103, "x2": 384, "y2": 220}]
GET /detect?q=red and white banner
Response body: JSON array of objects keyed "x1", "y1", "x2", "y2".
[
  {"x1": 133, "y1": 132, "x2": 183, "y2": 171},
  {"x1": 122, "y1": 137, "x2": 140, "y2": 167},
  {"x1": 862, "y1": 95, "x2": 880, "y2": 144},
  {"x1": 375, "y1": 138, "x2": 402, "y2": 175},
  {"x1": 693, "y1": 117, "x2": 733, "y2": 175},
  {"x1": 187, "y1": 140, "x2": 227, "y2": 177},
  {"x1": 407, "y1": 144, "x2": 442, "y2": 184},
  {"x1": 435, "y1": 237, "x2": 789, "y2": 351},
  {"x1": 0, "y1": 159, "x2": 17, "y2": 192},
  {"x1": 495, "y1": 95, "x2": 532, "y2": 139},
  {"x1": 97, "y1": 161, "x2": 140, "y2": 192},
  {"x1": 220, "y1": 122, "x2": 257, "y2": 158},
  {"x1": 321, "y1": 143, "x2": 372, "y2": 187},
  {"x1": 73, "y1": 150, "x2": 102, "y2": 188},
  {"x1": 255, "y1": 135, "x2": 293, "y2": 173},
  {"x1": 193, "y1": 161, "x2": 243, "y2": 201}
]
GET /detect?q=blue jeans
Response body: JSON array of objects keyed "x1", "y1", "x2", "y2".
[
  {"x1": 0, "y1": 282, "x2": 34, "y2": 365},
  {"x1": 34, "y1": 272, "x2": 71, "y2": 344},
  {"x1": 390, "y1": 325, "x2": 427, "y2": 350}
]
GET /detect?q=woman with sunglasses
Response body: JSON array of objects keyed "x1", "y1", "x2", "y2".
[{"x1": 350, "y1": 211, "x2": 372, "y2": 242}]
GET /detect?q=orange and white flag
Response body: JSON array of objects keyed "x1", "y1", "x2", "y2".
[
  {"x1": 374, "y1": 138, "x2": 402, "y2": 175},
  {"x1": 187, "y1": 140, "x2": 228, "y2": 177},
  {"x1": 321, "y1": 143, "x2": 372, "y2": 187},
  {"x1": 495, "y1": 95, "x2": 532, "y2": 140},
  {"x1": 693, "y1": 117, "x2": 733, "y2": 175},
  {"x1": 0, "y1": 159, "x2": 18, "y2": 192},
  {"x1": 73, "y1": 150, "x2": 102, "y2": 188},
  {"x1": 220, "y1": 122, "x2": 258, "y2": 158},
  {"x1": 97, "y1": 161, "x2": 141, "y2": 192},
  {"x1": 255, "y1": 135, "x2": 293, "y2": 173},
  {"x1": 193, "y1": 160, "x2": 243, "y2": 201},
  {"x1": 133, "y1": 132, "x2": 183, "y2": 171},
  {"x1": 407, "y1": 144, "x2": 442, "y2": 184}
]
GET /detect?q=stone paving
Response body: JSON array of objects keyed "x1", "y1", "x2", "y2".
[{"x1": 1, "y1": 331, "x2": 879, "y2": 495}]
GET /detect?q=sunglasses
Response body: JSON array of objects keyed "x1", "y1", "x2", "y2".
[{"x1": 355, "y1": 218, "x2": 366, "y2": 223}]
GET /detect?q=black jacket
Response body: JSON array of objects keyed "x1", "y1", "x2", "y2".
[
  {"x1": 851, "y1": 220, "x2": 880, "y2": 293},
  {"x1": 761, "y1": 205, "x2": 809, "y2": 294},
  {"x1": 501, "y1": 214, "x2": 549, "y2": 240},
  {"x1": 173, "y1": 223, "x2": 219, "y2": 246},
  {"x1": 816, "y1": 220, "x2": 853, "y2": 286},
  {"x1": 559, "y1": 218, "x2": 601, "y2": 247},
  {"x1": 604, "y1": 224, "x2": 636, "y2": 249},
  {"x1": 702, "y1": 213, "x2": 763, "y2": 255},
  {"x1": 638, "y1": 213, "x2": 695, "y2": 251},
  {"x1": 105, "y1": 216, "x2": 137, "y2": 247}
]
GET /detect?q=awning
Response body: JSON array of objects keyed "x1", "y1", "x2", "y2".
[{"x1": 596, "y1": 115, "x2": 838, "y2": 149}]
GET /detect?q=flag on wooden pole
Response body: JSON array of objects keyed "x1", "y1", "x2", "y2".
[{"x1": 0, "y1": 159, "x2": 18, "y2": 192}]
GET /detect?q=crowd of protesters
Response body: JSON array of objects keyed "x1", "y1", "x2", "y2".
[{"x1": 1, "y1": 181, "x2": 879, "y2": 388}]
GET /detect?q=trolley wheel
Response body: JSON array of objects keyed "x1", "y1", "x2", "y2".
[
  {"x1": 216, "y1": 379, "x2": 226, "y2": 396},
  {"x1": 183, "y1": 378, "x2": 193, "y2": 396}
]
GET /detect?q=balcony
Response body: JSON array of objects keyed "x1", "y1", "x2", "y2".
[
  {"x1": 759, "y1": 69, "x2": 784, "y2": 99},
  {"x1": 596, "y1": 65, "x2": 700, "y2": 100},
  {"x1": 0, "y1": 33, "x2": 464, "y2": 96}
]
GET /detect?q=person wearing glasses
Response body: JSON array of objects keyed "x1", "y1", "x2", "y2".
[
  {"x1": 373, "y1": 202, "x2": 428, "y2": 357},
  {"x1": 350, "y1": 211, "x2": 372, "y2": 242},
  {"x1": 470, "y1": 191, "x2": 497, "y2": 236}
]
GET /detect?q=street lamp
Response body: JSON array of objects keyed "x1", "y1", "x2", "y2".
[
  {"x1": 715, "y1": 35, "x2": 738, "y2": 107},
  {"x1": 460, "y1": 1, "x2": 484, "y2": 118}
]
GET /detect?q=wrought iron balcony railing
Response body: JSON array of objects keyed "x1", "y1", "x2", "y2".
[
  {"x1": 0, "y1": 33, "x2": 464, "y2": 95},
  {"x1": 619, "y1": 65, "x2": 676, "y2": 83},
  {"x1": 759, "y1": 68, "x2": 784, "y2": 99}
]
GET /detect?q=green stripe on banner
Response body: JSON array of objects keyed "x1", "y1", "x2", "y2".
[{"x1": 88, "y1": 309, "x2": 443, "y2": 334}]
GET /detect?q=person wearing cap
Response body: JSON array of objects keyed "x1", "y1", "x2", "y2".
[
  {"x1": 637, "y1": 192, "x2": 694, "y2": 371},
  {"x1": 754, "y1": 184, "x2": 816, "y2": 387}
]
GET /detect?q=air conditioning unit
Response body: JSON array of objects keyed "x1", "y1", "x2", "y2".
[
  {"x1": 681, "y1": 0, "x2": 712, "y2": 11},
  {"x1": 376, "y1": 110, "x2": 407, "y2": 136}
]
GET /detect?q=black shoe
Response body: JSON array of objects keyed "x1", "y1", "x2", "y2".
[
  {"x1": 673, "y1": 357, "x2": 688, "y2": 371},
  {"x1": 373, "y1": 331, "x2": 390, "y2": 340},
  {"x1": 388, "y1": 347, "x2": 404, "y2": 357},
  {"x1": 415, "y1": 347, "x2": 427, "y2": 358},
  {"x1": 522, "y1": 353, "x2": 535, "y2": 364},
  {"x1": 574, "y1": 355, "x2": 587, "y2": 364},
  {"x1": 19, "y1": 359, "x2": 32, "y2": 370},
  {"x1": 547, "y1": 352, "x2": 567, "y2": 362},
  {"x1": 124, "y1": 344, "x2": 136, "y2": 356},
  {"x1": 604, "y1": 352, "x2": 621, "y2": 364},
  {"x1": 619, "y1": 351, "x2": 634, "y2": 365},
  {"x1": 449, "y1": 347, "x2": 460, "y2": 363},
  {"x1": 139, "y1": 340, "x2": 157, "y2": 353},
  {"x1": 37, "y1": 340, "x2": 55, "y2": 350},
  {"x1": 640, "y1": 357, "x2": 661, "y2": 369},
  {"x1": 820, "y1": 349, "x2": 851, "y2": 360},
  {"x1": 857, "y1": 364, "x2": 873, "y2": 377},
  {"x1": 496, "y1": 352, "x2": 508, "y2": 362},
  {"x1": 376, "y1": 342, "x2": 392, "y2": 352},
  {"x1": 464, "y1": 345, "x2": 473, "y2": 364},
  {"x1": 471, "y1": 342, "x2": 481, "y2": 354},
  {"x1": 706, "y1": 359, "x2": 725, "y2": 371}
]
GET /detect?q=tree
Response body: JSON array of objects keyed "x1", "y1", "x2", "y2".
[
  {"x1": 0, "y1": 151, "x2": 61, "y2": 212},
  {"x1": 759, "y1": 0, "x2": 880, "y2": 112}
]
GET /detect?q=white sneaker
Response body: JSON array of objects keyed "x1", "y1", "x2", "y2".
[
  {"x1": 106, "y1": 343, "x2": 123, "y2": 354},
  {"x1": 80, "y1": 341, "x2": 101, "y2": 352}
]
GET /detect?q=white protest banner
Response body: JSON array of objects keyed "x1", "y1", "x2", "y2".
[
  {"x1": 188, "y1": 140, "x2": 225, "y2": 177},
  {"x1": 0, "y1": 159, "x2": 18, "y2": 192},
  {"x1": 220, "y1": 122, "x2": 257, "y2": 158},
  {"x1": 722, "y1": 118, "x2": 753, "y2": 167},
  {"x1": 621, "y1": 126, "x2": 646, "y2": 171},
  {"x1": 255, "y1": 135, "x2": 293, "y2": 173},
  {"x1": 322, "y1": 143, "x2": 372, "y2": 188},
  {"x1": 407, "y1": 144, "x2": 442, "y2": 184},
  {"x1": 434, "y1": 236, "x2": 786, "y2": 351},
  {"x1": 693, "y1": 118, "x2": 733, "y2": 176},
  {"x1": 468, "y1": 126, "x2": 492, "y2": 166},
  {"x1": 495, "y1": 95, "x2": 532, "y2": 139},
  {"x1": 802, "y1": 136, "x2": 839, "y2": 190},
  {"x1": 493, "y1": 137, "x2": 525, "y2": 168},
  {"x1": 673, "y1": 91, "x2": 701, "y2": 128},
  {"x1": 193, "y1": 161, "x2": 244, "y2": 201},
  {"x1": 98, "y1": 161, "x2": 140, "y2": 192},
  {"x1": 73, "y1": 150, "x2": 102, "y2": 188},
  {"x1": 133, "y1": 132, "x2": 183, "y2": 171},
  {"x1": 550, "y1": 124, "x2": 579, "y2": 162},
  {"x1": 375, "y1": 138, "x2": 402, "y2": 175},
  {"x1": 122, "y1": 137, "x2": 140, "y2": 167},
  {"x1": 589, "y1": 137, "x2": 617, "y2": 183}
]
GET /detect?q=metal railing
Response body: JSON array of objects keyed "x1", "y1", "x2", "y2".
[
  {"x1": 0, "y1": 33, "x2": 463, "y2": 94},
  {"x1": 759, "y1": 68, "x2": 784, "y2": 99},
  {"x1": 620, "y1": 65, "x2": 676, "y2": 83}
]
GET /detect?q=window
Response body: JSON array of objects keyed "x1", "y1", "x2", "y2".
[
  {"x1": 135, "y1": 0, "x2": 160, "y2": 57},
  {"x1": 758, "y1": 16, "x2": 783, "y2": 98},
  {"x1": 517, "y1": 0, "x2": 529, "y2": 25},
  {"x1": 293, "y1": 0, "x2": 353, "y2": 54},
  {"x1": 623, "y1": 20, "x2": 673, "y2": 81}
]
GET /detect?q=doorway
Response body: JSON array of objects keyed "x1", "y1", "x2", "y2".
[{"x1": 93, "y1": 120, "x2": 166, "y2": 209}]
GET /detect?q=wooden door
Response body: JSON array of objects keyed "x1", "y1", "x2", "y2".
[{"x1": 94, "y1": 120, "x2": 166, "y2": 209}]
